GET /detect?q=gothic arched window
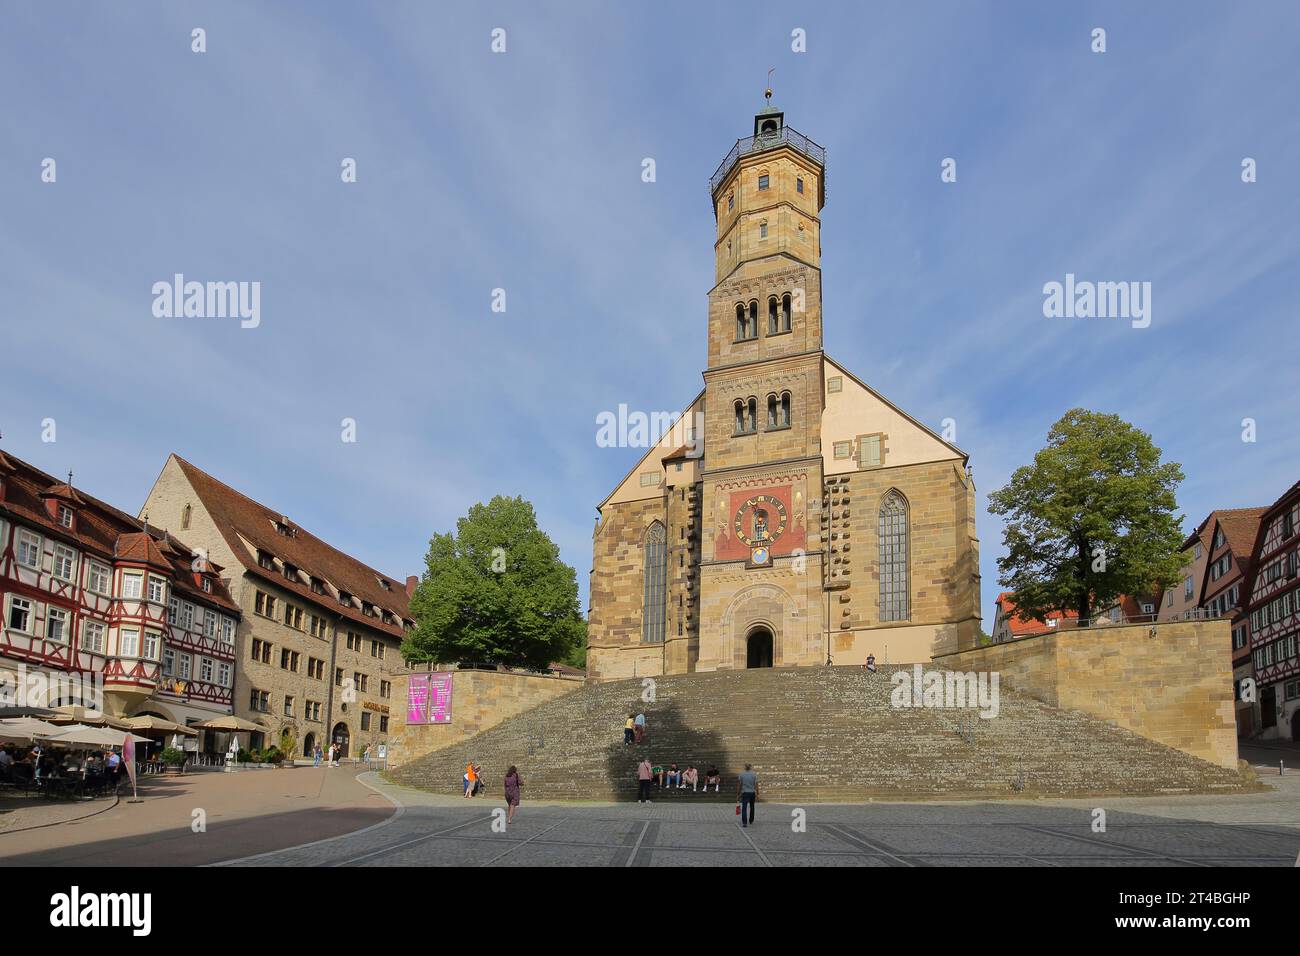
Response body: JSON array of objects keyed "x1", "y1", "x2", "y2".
[
  {"x1": 746, "y1": 397, "x2": 758, "y2": 432},
  {"x1": 781, "y1": 293, "x2": 792, "y2": 332},
  {"x1": 734, "y1": 399, "x2": 746, "y2": 434},
  {"x1": 735, "y1": 303, "x2": 746, "y2": 340},
  {"x1": 879, "y1": 491, "x2": 910, "y2": 622},
  {"x1": 642, "y1": 522, "x2": 667, "y2": 644},
  {"x1": 766, "y1": 394, "x2": 778, "y2": 428},
  {"x1": 779, "y1": 391, "x2": 791, "y2": 427},
  {"x1": 768, "y1": 296, "x2": 779, "y2": 335}
]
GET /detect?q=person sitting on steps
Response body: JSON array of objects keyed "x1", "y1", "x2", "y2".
[
  {"x1": 664, "y1": 763, "x2": 682, "y2": 788},
  {"x1": 703, "y1": 765, "x2": 721, "y2": 792},
  {"x1": 682, "y1": 765, "x2": 699, "y2": 791}
]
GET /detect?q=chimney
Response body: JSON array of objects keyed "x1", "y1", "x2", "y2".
[{"x1": 406, "y1": 575, "x2": 418, "y2": 597}]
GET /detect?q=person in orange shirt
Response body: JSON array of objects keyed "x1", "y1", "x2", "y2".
[{"x1": 464, "y1": 761, "x2": 478, "y2": 798}]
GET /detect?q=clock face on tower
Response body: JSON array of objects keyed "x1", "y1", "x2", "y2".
[
  {"x1": 715, "y1": 483, "x2": 807, "y2": 566},
  {"x1": 733, "y1": 494, "x2": 789, "y2": 547},
  {"x1": 733, "y1": 494, "x2": 789, "y2": 566}
]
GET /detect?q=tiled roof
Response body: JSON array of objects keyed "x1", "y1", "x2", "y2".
[
  {"x1": 1214, "y1": 508, "x2": 1267, "y2": 558},
  {"x1": 0, "y1": 448, "x2": 239, "y2": 614},
  {"x1": 170, "y1": 455, "x2": 410, "y2": 638},
  {"x1": 994, "y1": 592, "x2": 1078, "y2": 636}
]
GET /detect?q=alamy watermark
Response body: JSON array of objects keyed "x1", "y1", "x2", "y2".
[
  {"x1": 152, "y1": 274, "x2": 260, "y2": 328},
  {"x1": 1042, "y1": 273, "x2": 1150, "y2": 329},
  {"x1": 596, "y1": 406, "x2": 704, "y2": 458},
  {"x1": 0, "y1": 664, "x2": 104, "y2": 712},
  {"x1": 890, "y1": 664, "x2": 1000, "y2": 718}
]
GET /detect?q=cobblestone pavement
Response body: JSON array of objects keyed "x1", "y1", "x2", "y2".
[{"x1": 216, "y1": 773, "x2": 1300, "y2": 868}]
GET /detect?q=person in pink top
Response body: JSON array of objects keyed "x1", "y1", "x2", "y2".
[{"x1": 636, "y1": 758, "x2": 653, "y2": 804}]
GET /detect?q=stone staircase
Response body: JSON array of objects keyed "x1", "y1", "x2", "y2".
[{"x1": 387, "y1": 666, "x2": 1253, "y2": 802}]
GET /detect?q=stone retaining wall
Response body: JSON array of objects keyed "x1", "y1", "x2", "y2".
[{"x1": 935, "y1": 619, "x2": 1238, "y2": 769}]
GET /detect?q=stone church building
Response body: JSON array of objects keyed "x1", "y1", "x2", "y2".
[{"x1": 587, "y1": 102, "x2": 981, "y2": 679}]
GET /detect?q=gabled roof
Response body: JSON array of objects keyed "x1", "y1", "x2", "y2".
[
  {"x1": 168, "y1": 455, "x2": 409, "y2": 637},
  {"x1": 993, "y1": 592, "x2": 1078, "y2": 637},
  {"x1": 824, "y1": 355, "x2": 969, "y2": 464},
  {"x1": 0, "y1": 448, "x2": 239, "y2": 614},
  {"x1": 1213, "y1": 508, "x2": 1268, "y2": 557},
  {"x1": 1199, "y1": 508, "x2": 1267, "y2": 599}
]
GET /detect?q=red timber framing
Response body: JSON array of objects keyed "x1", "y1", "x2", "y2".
[{"x1": 0, "y1": 449, "x2": 240, "y2": 714}]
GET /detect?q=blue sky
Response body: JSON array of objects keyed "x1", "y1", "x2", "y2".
[{"x1": 2, "y1": 2, "x2": 1297, "y2": 631}]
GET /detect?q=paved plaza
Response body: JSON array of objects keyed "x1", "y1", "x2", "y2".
[
  {"x1": 3, "y1": 763, "x2": 1298, "y2": 867},
  {"x1": 222, "y1": 770, "x2": 1300, "y2": 868}
]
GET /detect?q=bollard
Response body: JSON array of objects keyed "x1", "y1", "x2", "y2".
[{"x1": 1281, "y1": 760, "x2": 1286, "y2": 777}]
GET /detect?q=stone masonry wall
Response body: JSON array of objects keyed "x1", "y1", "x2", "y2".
[
  {"x1": 936, "y1": 619, "x2": 1239, "y2": 769},
  {"x1": 387, "y1": 669, "x2": 583, "y2": 768}
]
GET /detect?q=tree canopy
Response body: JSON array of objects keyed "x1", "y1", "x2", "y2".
[
  {"x1": 988, "y1": 408, "x2": 1188, "y2": 623},
  {"x1": 402, "y1": 496, "x2": 586, "y2": 671}
]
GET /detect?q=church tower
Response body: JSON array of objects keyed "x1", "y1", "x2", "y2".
[
  {"x1": 587, "y1": 99, "x2": 981, "y2": 681},
  {"x1": 695, "y1": 94, "x2": 831, "y2": 670}
]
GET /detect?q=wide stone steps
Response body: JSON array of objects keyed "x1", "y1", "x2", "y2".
[{"x1": 389, "y1": 666, "x2": 1249, "y2": 801}]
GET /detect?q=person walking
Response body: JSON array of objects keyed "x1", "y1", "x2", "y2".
[
  {"x1": 464, "y1": 760, "x2": 478, "y2": 798},
  {"x1": 504, "y1": 765, "x2": 523, "y2": 823},
  {"x1": 313, "y1": 743, "x2": 322, "y2": 768},
  {"x1": 623, "y1": 713, "x2": 635, "y2": 746},
  {"x1": 363, "y1": 744, "x2": 372, "y2": 769},
  {"x1": 636, "y1": 757, "x2": 653, "y2": 804},
  {"x1": 737, "y1": 763, "x2": 759, "y2": 828},
  {"x1": 634, "y1": 710, "x2": 646, "y2": 744}
]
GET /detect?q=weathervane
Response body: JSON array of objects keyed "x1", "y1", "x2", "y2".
[{"x1": 765, "y1": 68, "x2": 775, "y2": 103}]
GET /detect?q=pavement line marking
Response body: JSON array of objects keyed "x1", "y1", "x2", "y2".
[
  {"x1": 1014, "y1": 824, "x2": 1212, "y2": 868},
  {"x1": 822, "y1": 823, "x2": 917, "y2": 867},
  {"x1": 209, "y1": 770, "x2": 405, "y2": 867},
  {"x1": 624, "y1": 820, "x2": 651, "y2": 867},
  {"x1": 335, "y1": 814, "x2": 494, "y2": 866},
  {"x1": 735, "y1": 822, "x2": 772, "y2": 866},
  {"x1": 480, "y1": 818, "x2": 568, "y2": 867}
]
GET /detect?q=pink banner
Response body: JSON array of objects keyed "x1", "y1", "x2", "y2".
[{"x1": 407, "y1": 672, "x2": 453, "y2": 725}]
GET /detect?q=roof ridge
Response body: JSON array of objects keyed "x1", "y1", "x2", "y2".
[{"x1": 172, "y1": 453, "x2": 408, "y2": 593}]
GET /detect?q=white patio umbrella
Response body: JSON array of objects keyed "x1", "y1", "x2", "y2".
[
  {"x1": 0, "y1": 717, "x2": 64, "y2": 740},
  {"x1": 39, "y1": 725, "x2": 149, "y2": 748}
]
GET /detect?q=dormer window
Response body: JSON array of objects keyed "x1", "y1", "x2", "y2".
[
  {"x1": 57, "y1": 505, "x2": 74, "y2": 528},
  {"x1": 310, "y1": 577, "x2": 326, "y2": 595},
  {"x1": 338, "y1": 591, "x2": 352, "y2": 607},
  {"x1": 274, "y1": 518, "x2": 295, "y2": 537},
  {"x1": 283, "y1": 563, "x2": 298, "y2": 582},
  {"x1": 258, "y1": 551, "x2": 275, "y2": 571},
  {"x1": 362, "y1": 601, "x2": 374, "y2": 617},
  {"x1": 377, "y1": 577, "x2": 391, "y2": 591},
  {"x1": 202, "y1": 577, "x2": 212, "y2": 593}
]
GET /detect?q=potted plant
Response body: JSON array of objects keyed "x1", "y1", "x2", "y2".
[{"x1": 160, "y1": 747, "x2": 188, "y2": 775}]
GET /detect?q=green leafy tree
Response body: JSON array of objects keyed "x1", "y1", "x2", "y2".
[
  {"x1": 988, "y1": 409, "x2": 1188, "y2": 624},
  {"x1": 403, "y1": 496, "x2": 586, "y2": 671}
]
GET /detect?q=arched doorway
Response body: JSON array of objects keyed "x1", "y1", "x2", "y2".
[
  {"x1": 302, "y1": 732, "x2": 316, "y2": 758},
  {"x1": 331, "y1": 722, "x2": 350, "y2": 759},
  {"x1": 746, "y1": 627, "x2": 774, "y2": 669}
]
